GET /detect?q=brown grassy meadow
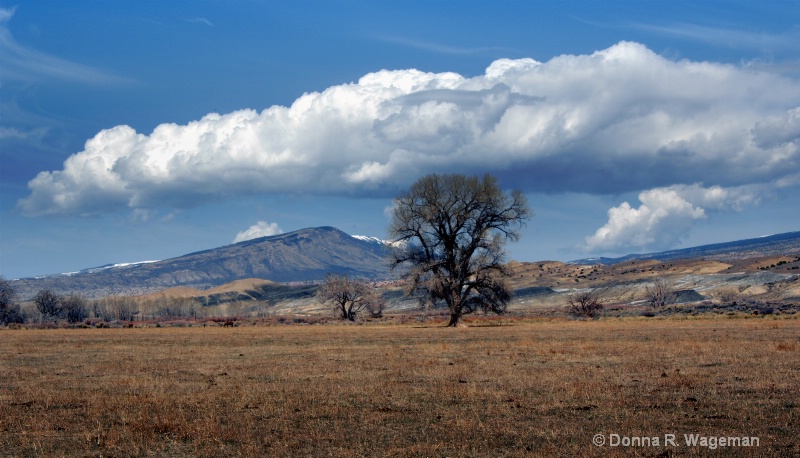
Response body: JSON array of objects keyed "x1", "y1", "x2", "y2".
[{"x1": 1, "y1": 317, "x2": 798, "y2": 457}]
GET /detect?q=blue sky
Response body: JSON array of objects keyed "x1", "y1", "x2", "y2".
[{"x1": 2, "y1": 0, "x2": 799, "y2": 279}]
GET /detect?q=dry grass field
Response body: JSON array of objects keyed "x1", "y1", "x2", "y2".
[{"x1": 1, "y1": 317, "x2": 798, "y2": 457}]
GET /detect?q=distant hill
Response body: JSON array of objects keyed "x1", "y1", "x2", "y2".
[
  {"x1": 141, "y1": 278, "x2": 320, "y2": 308},
  {"x1": 570, "y1": 231, "x2": 800, "y2": 265},
  {"x1": 11, "y1": 227, "x2": 394, "y2": 300}
]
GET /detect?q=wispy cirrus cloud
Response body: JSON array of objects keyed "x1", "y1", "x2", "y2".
[
  {"x1": 634, "y1": 22, "x2": 800, "y2": 52},
  {"x1": 0, "y1": 6, "x2": 15, "y2": 22},
  {"x1": 186, "y1": 17, "x2": 214, "y2": 27},
  {"x1": 378, "y1": 35, "x2": 509, "y2": 55},
  {"x1": 0, "y1": 6, "x2": 130, "y2": 85}
]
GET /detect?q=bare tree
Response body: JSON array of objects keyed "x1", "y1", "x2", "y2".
[
  {"x1": 151, "y1": 296, "x2": 197, "y2": 319},
  {"x1": 93, "y1": 297, "x2": 139, "y2": 321},
  {"x1": 565, "y1": 289, "x2": 605, "y2": 318},
  {"x1": 34, "y1": 289, "x2": 63, "y2": 322},
  {"x1": 317, "y1": 274, "x2": 385, "y2": 321},
  {"x1": 389, "y1": 173, "x2": 531, "y2": 327},
  {"x1": 0, "y1": 277, "x2": 25, "y2": 325},
  {"x1": 646, "y1": 278, "x2": 676, "y2": 308},
  {"x1": 62, "y1": 294, "x2": 89, "y2": 323}
]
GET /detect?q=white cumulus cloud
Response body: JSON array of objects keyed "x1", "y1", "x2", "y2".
[
  {"x1": 17, "y1": 41, "x2": 800, "y2": 222},
  {"x1": 233, "y1": 221, "x2": 283, "y2": 243},
  {"x1": 584, "y1": 184, "x2": 762, "y2": 253}
]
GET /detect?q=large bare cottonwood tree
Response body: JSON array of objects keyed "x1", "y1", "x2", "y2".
[{"x1": 389, "y1": 173, "x2": 531, "y2": 327}]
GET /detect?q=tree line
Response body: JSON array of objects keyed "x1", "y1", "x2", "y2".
[{"x1": 0, "y1": 281, "x2": 209, "y2": 325}]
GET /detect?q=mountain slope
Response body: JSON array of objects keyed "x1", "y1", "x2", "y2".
[
  {"x1": 570, "y1": 231, "x2": 800, "y2": 265},
  {"x1": 12, "y1": 227, "x2": 393, "y2": 300}
]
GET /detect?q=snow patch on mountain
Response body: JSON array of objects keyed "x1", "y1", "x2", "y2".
[
  {"x1": 352, "y1": 235, "x2": 388, "y2": 244},
  {"x1": 352, "y1": 235, "x2": 405, "y2": 247},
  {"x1": 66, "y1": 260, "x2": 161, "y2": 276}
]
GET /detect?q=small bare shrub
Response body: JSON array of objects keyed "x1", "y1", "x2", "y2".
[
  {"x1": 646, "y1": 278, "x2": 676, "y2": 308},
  {"x1": 565, "y1": 289, "x2": 605, "y2": 318}
]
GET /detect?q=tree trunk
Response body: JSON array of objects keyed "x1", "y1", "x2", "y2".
[{"x1": 446, "y1": 312, "x2": 460, "y2": 327}]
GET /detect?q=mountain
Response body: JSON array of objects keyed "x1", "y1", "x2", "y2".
[
  {"x1": 570, "y1": 231, "x2": 800, "y2": 265},
  {"x1": 11, "y1": 227, "x2": 394, "y2": 300}
]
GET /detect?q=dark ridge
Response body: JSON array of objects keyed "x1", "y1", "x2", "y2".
[{"x1": 570, "y1": 231, "x2": 800, "y2": 265}]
